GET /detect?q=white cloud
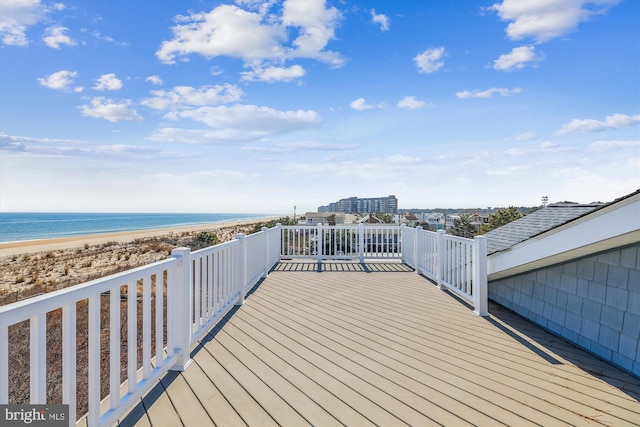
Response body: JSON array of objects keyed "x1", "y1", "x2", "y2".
[
  {"x1": 490, "y1": 0, "x2": 621, "y2": 43},
  {"x1": 0, "y1": 0, "x2": 47, "y2": 46},
  {"x1": 241, "y1": 64, "x2": 305, "y2": 82},
  {"x1": 514, "y1": 131, "x2": 537, "y2": 141},
  {"x1": 234, "y1": 0, "x2": 280, "y2": 15},
  {"x1": 504, "y1": 148, "x2": 528, "y2": 156},
  {"x1": 37, "y1": 70, "x2": 81, "y2": 91},
  {"x1": 414, "y1": 47, "x2": 445, "y2": 74},
  {"x1": 94, "y1": 73, "x2": 123, "y2": 91},
  {"x1": 281, "y1": 0, "x2": 343, "y2": 65},
  {"x1": 167, "y1": 104, "x2": 319, "y2": 129},
  {"x1": 540, "y1": 141, "x2": 558, "y2": 149},
  {"x1": 371, "y1": 9, "x2": 389, "y2": 31},
  {"x1": 486, "y1": 165, "x2": 529, "y2": 176},
  {"x1": 556, "y1": 113, "x2": 640, "y2": 135},
  {"x1": 142, "y1": 84, "x2": 243, "y2": 110},
  {"x1": 0, "y1": 132, "x2": 166, "y2": 159},
  {"x1": 42, "y1": 25, "x2": 75, "y2": 49},
  {"x1": 588, "y1": 140, "x2": 640, "y2": 151},
  {"x1": 146, "y1": 128, "x2": 253, "y2": 144},
  {"x1": 145, "y1": 75, "x2": 163, "y2": 85},
  {"x1": 288, "y1": 154, "x2": 422, "y2": 180},
  {"x1": 156, "y1": 5, "x2": 279, "y2": 64},
  {"x1": 350, "y1": 98, "x2": 374, "y2": 111},
  {"x1": 92, "y1": 31, "x2": 115, "y2": 43},
  {"x1": 152, "y1": 104, "x2": 321, "y2": 143},
  {"x1": 397, "y1": 96, "x2": 426, "y2": 109},
  {"x1": 242, "y1": 141, "x2": 359, "y2": 154},
  {"x1": 156, "y1": 0, "x2": 344, "y2": 77},
  {"x1": 80, "y1": 97, "x2": 143, "y2": 122},
  {"x1": 493, "y1": 45, "x2": 542, "y2": 71},
  {"x1": 0, "y1": 132, "x2": 86, "y2": 154},
  {"x1": 456, "y1": 87, "x2": 521, "y2": 99}
]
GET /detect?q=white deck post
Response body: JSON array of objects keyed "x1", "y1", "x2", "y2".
[
  {"x1": 473, "y1": 236, "x2": 489, "y2": 316},
  {"x1": 436, "y1": 230, "x2": 445, "y2": 290},
  {"x1": 400, "y1": 224, "x2": 406, "y2": 264},
  {"x1": 262, "y1": 227, "x2": 270, "y2": 278},
  {"x1": 358, "y1": 223, "x2": 365, "y2": 263},
  {"x1": 235, "y1": 233, "x2": 247, "y2": 305},
  {"x1": 317, "y1": 223, "x2": 323, "y2": 267},
  {"x1": 414, "y1": 226, "x2": 422, "y2": 274},
  {"x1": 276, "y1": 223, "x2": 282, "y2": 262},
  {"x1": 170, "y1": 247, "x2": 192, "y2": 371}
]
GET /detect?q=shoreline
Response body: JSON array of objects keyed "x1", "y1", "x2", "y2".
[{"x1": 0, "y1": 216, "x2": 280, "y2": 258}]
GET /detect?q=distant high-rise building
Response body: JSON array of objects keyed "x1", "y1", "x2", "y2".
[{"x1": 318, "y1": 195, "x2": 398, "y2": 214}]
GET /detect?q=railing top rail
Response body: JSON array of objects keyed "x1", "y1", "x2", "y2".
[
  {"x1": 442, "y1": 233, "x2": 475, "y2": 243},
  {"x1": 191, "y1": 238, "x2": 240, "y2": 256},
  {"x1": 0, "y1": 257, "x2": 178, "y2": 326}
]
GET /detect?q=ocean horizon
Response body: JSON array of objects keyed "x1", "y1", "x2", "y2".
[{"x1": 0, "y1": 212, "x2": 271, "y2": 243}]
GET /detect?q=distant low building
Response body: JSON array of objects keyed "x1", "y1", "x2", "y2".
[
  {"x1": 358, "y1": 213, "x2": 383, "y2": 224},
  {"x1": 402, "y1": 213, "x2": 419, "y2": 227},
  {"x1": 302, "y1": 212, "x2": 347, "y2": 225}
]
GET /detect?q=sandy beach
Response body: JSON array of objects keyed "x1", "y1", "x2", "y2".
[
  {"x1": 0, "y1": 216, "x2": 280, "y2": 304},
  {"x1": 0, "y1": 216, "x2": 279, "y2": 257}
]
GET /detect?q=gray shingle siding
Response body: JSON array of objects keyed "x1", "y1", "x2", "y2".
[{"x1": 489, "y1": 243, "x2": 640, "y2": 378}]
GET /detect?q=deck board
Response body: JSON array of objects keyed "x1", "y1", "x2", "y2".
[
  {"x1": 159, "y1": 373, "x2": 213, "y2": 427},
  {"x1": 262, "y1": 273, "x2": 634, "y2": 425},
  {"x1": 181, "y1": 356, "x2": 247, "y2": 427},
  {"x1": 127, "y1": 263, "x2": 640, "y2": 427}
]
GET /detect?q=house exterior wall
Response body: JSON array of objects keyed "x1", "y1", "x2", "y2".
[{"x1": 489, "y1": 243, "x2": 640, "y2": 378}]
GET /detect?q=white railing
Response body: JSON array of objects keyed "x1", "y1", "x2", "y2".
[
  {"x1": 0, "y1": 226, "x2": 280, "y2": 427},
  {"x1": 402, "y1": 227, "x2": 488, "y2": 316},
  {"x1": 0, "y1": 223, "x2": 486, "y2": 427},
  {"x1": 279, "y1": 224, "x2": 487, "y2": 316},
  {"x1": 280, "y1": 223, "x2": 401, "y2": 262}
]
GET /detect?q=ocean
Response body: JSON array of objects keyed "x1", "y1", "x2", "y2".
[{"x1": 0, "y1": 212, "x2": 269, "y2": 243}]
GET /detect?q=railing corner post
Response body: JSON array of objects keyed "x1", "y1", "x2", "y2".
[
  {"x1": 436, "y1": 230, "x2": 445, "y2": 290},
  {"x1": 170, "y1": 247, "x2": 193, "y2": 371},
  {"x1": 473, "y1": 236, "x2": 489, "y2": 316}
]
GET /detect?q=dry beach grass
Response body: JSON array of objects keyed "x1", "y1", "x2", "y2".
[
  {"x1": 0, "y1": 217, "x2": 278, "y2": 304},
  {"x1": 0, "y1": 217, "x2": 279, "y2": 419}
]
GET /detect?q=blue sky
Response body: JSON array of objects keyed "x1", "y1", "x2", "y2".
[{"x1": 1, "y1": 0, "x2": 638, "y2": 214}]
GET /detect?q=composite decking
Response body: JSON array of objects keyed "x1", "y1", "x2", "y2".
[{"x1": 120, "y1": 262, "x2": 640, "y2": 426}]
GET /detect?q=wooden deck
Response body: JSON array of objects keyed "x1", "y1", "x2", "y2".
[{"x1": 120, "y1": 262, "x2": 640, "y2": 426}]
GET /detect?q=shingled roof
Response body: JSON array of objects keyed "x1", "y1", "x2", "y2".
[{"x1": 484, "y1": 204, "x2": 600, "y2": 255}]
